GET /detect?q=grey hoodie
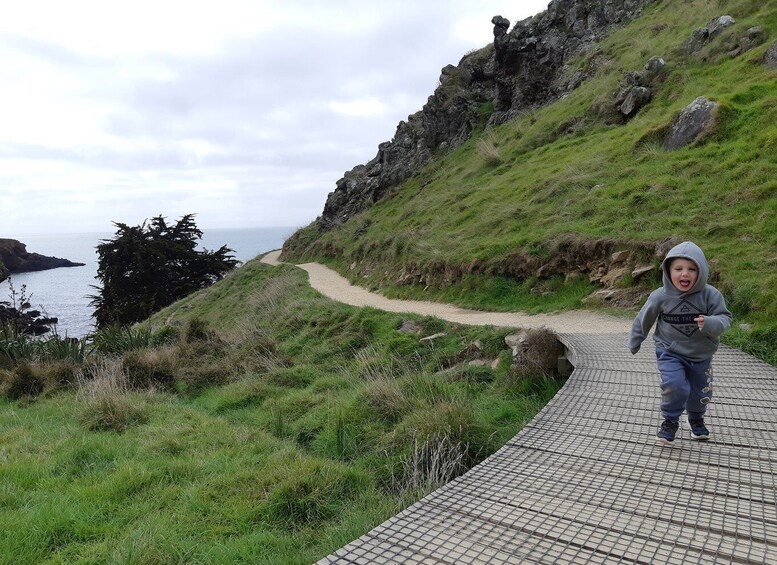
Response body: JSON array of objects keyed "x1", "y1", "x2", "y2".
[{"x1": 630, "y1": 241, "x2": 732, "y2": 362}]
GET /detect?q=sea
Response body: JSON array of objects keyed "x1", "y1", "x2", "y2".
[{"x1": 4, "y1": 226, "x2": 296, "y2": 339}]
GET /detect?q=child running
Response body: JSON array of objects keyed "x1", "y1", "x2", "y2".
[{"x1": 629, "y1": 241, "x2": 732, "y2": 445}]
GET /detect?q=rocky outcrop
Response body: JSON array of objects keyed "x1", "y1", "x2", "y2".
[
  {"x1": 614, "y1": 55, "x2": 666, "y2": 119},
  {"x1": 685, "y1": 16, "x2": 736, "y2": 54},
  {"x1": 0, "y1": 301, "x2": 57, "y2": 336},
  {"x1": 0, "y1": 239, "x2": 85, "y2": 278},
  {"x1": 315, "y1": 0, "x2": 658, "y2": 230},
  {"x1": 489, "y1": 0, "x2": 656, "y2": 124}
]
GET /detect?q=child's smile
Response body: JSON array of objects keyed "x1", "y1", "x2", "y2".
[{"x1": 669, "y1": 258, "x2": 699, "y2": 292}]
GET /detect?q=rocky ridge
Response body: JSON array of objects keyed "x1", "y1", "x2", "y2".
[{"x1": 317, "y1": 0, "x2": 659, "y2": 230}]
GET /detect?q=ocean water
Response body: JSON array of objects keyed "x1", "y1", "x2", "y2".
[{"x1": 5, "y1": 226, "x2": 296, "y2": 338}]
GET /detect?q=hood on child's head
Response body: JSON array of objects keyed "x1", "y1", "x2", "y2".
[{"x1": 661, "y1": 241, "x2": 709, "y2": 295}]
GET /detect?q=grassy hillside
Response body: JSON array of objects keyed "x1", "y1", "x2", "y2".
[
  {"x1": 1, "y1": 259, "x2": 562, "y2": 563},
  {"x1": 284, "y1": 0, "x2": 777, "y2": 363}
]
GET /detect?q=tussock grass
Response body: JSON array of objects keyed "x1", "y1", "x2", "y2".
[{"x1": 476, "y1": 128, "x2": 503, "y2": 165}]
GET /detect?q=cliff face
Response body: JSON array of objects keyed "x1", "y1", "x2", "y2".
[
  {"x1": 316, "y1": 0, "x2": 657, "y2": 230},
  {"x1": 0, "y1": 239, "x2": 85, "y2": 283}
]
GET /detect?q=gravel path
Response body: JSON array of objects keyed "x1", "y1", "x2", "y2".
[{"x1": 261, "y1": 250, "x2": 631, "y2": 334}]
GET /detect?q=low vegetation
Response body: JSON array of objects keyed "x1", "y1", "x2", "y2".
[{"x1": 0, "y1": 260, "x2": 564, "y2": 563}]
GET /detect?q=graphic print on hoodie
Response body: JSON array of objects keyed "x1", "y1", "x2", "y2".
[{"x1": 629, "y1": 241, "x2": 732, "y2": 362}]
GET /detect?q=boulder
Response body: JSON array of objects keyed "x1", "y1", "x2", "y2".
[
  {"x1": 708, "y1": 15, "x2": 735, "y2": 38},
  {"x1": 764, "y1": 42, "x2": 777, "y2": 70},
  {"x1": 397, "y1": 320, "x2": 423, "y2": 334},
  {"x1": 685, "y1": 15, "x2": 736, "y2": 54},
  {"x1": 663, "y1": 96, "x2": 719, "y2": 151},
  {"x1": 619, "y1": 86, "x2": 652, "y2": 118},
  {"x1": 642, "y1": 56, "x2": 666, "y2": 82}
]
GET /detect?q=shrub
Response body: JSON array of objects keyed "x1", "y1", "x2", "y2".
[
  {"x1": 151, "y1": 324, "x2": 181, "y2": 346},
  {"x1": 92, "y1": 325, "x2": 153, "y2": 355},
  {"x1": 121, "y1": 350, "x2": 177, "y2": 391},
  {"x1": 183, "y1": 318, "x2": 212, "y2": 343},
  {"x1": 40, "y1": 336, "x2": 90, "y2": 363},
  {"x1": 39, "y1": 359, "x2": 81, "y2": 389},
  {"x1": 4, "y1": 363, "x2": 45, "y2": 399}
]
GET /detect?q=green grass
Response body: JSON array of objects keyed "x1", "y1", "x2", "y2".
[
  {"x1": 0, "y1": 261, "x2": 564, "y2": 563},
  {"x1": 282, "y1": 0, "x2": 777, "y2": 364}
]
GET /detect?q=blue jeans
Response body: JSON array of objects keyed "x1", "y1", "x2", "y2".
[{"x1": 655, "y1": 348, "x2": 713, "y2": 421}]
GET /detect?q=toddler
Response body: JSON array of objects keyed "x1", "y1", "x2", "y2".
[{"x1": 630, "y1": 241, "x2": 732, "y2": 445}]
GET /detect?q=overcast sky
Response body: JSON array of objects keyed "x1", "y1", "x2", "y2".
[{"x1": 2, "y1": 0, "x2": 549, "y2": 236}]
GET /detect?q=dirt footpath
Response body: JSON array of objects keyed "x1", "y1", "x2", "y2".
[{"x1": 261, "y1": 250, "x2": 631, "y2": 333}]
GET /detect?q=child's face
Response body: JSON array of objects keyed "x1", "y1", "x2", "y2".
[{"x1": 669, "y1": 258, "x2": 699, "y2": 292}]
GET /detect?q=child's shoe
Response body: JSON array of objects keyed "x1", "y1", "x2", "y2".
[
  {"x1": 656, "y1": 419, "x2": 679, "y2": 445},
  {"x1": 688, "y1": 417, "x2": 710, "y2": 440}
]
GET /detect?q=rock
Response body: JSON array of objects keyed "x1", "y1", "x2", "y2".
[
  {"x1": 642, "y1": 56, "x2": 666, "y2": 82},
  {"x1": 583, "y1": 287, "x2": 647, "y2": 308},
  {"x1": 631, "y1": 264, "x2": 655, "y2": 281},
  {"x1": 611, "y1": 250, "x2": 631, "y2": 264},
  {"x1": 763, "y1": 42, "x2": 777, "y2": 70},
  {"x1": 0, "y1": 239, "x2": 85, "y2": 274},
  {"x1": 663, "y1": 96, "x2": 719, "y2": 151},
  {"x1": 491, "y1": 15, "x2": 510, "y2": 37},
  {"x1": 708, "y1": 15, "x2": 735, "y2": 38},
  {"x1": 505, "y1": 331, "x2": 530, "y2": 356},
  {"x1": 739, "y1": 323, "x2": 753, "y2": 332},
  {"x1": 619, "y1": 86, "x2": 652, "y2": 117},
  {"x1": 600, "y1": 266, "x2": 630, "y2": 286},
  {"x1": 397, "y1": 320, "x2": 423, "y2": 334},
  {"x1": 685, "y1": 15, "x2": 735, "y2": 54},
  {"x1": 0, "y1": 302, "x2": 57, "y2": 336},
  {"x1": 685, "y1": 27, "x2": 710, "y2": 54}
]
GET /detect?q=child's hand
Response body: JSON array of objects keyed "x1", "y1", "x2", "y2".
[{"x1": 694, "y1": 315, "x2": 705, "y2": 330}]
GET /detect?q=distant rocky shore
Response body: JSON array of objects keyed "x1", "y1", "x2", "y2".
[{"x1": 0, "y1": 238, "x2": 85, "y2": 283}]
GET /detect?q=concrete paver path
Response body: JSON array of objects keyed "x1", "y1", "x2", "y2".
[{"x1": 261, "y1": 250, "x2": 777, "y2": 564}]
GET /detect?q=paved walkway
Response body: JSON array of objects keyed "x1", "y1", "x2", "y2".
[{"x1": 261, "y1": 251, "x2": 777, "y2": 564}]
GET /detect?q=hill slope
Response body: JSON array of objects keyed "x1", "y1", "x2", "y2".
[{"x1": 283, "y1": 0, "x2": 777, "y2": 360}]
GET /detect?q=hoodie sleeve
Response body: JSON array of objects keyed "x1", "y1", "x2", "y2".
[
  {"x1": 629, "y1": 289, "x2": 662, "y2": 354},
  {"x1": 700, "y1": 286, "x2": 733, "y2": 338}
]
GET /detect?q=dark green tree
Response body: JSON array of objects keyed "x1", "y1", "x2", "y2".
[{"x1": 91, "y1": 214, "x2": 237, "y2": 328}]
